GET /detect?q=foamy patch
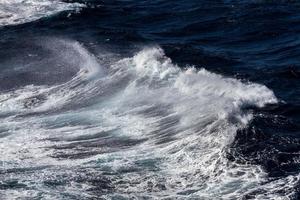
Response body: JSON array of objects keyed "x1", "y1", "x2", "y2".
[
  {"x1": 0, "y1": 85, "x2": 50, "y2": 114},
  {"x1": 93, "y1": 47, "x2": 283, "y2": 198},
  {"x1": 0, "y1": 0, "x2": 85, "y2": 27},
  {"x1": 1, "y1": 45, "x2": 294, "y2": 199}
]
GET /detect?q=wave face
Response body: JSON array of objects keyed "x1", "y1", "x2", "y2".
[
  {"x1": 0, "y1": 0, "x2": 84, "y2": 27},
  {"x1": 1, "y1": 38, "x2": 298, "y2": 199}
]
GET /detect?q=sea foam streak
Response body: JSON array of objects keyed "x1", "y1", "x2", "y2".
[
  {"x1": 0, "y1": 40, "x2": 298, "y2": 199},
  {"x1": 0, "y1": 0, "x2": 84, "y2": 27}
]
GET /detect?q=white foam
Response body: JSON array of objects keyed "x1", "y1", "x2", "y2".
[
  {"x1": 1, "y1": 44, "x2": 297, "y2": 199},
  {"x1": 0, "y1": 0, "x2": 85, "y2": 27},
  {"x1": 94, "y1": 47, "x2": 285, "y2": 198}
]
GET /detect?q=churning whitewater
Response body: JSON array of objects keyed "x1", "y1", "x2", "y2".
[
  {"x1": 1, "y1": 39, "x2": 298, "y2": 199},
  {"x1": 0, "y1": 0, "x2": 84, "y2": 27}
]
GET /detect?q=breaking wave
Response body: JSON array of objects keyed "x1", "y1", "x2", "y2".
[{"x1": 0, "y1": 39, "x2": 298, "y2": 199}]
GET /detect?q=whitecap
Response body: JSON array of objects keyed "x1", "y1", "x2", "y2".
[
  {"x1": 0, "y1": 0, "x2": 85, "y2": 27},
  {"x1": 1, "y1": 43, "x2": 298, "y2": 199}
]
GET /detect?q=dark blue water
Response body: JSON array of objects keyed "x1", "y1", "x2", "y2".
[{"x1": 0, "y1": 0, "x2": 299, "y2": 199}]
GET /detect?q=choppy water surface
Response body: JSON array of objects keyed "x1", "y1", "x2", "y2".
[{"x1": 0, "y1": 0, "x2": 300, "y2": 199}]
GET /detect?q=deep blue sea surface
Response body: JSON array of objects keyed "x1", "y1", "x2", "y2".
[{"x1": 0, "y1": 0, "x2": 300, "y2": 199}]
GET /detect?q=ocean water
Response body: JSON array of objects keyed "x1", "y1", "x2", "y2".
[{"x1": 0, "y1": 0, "x2": 299, "y2": 199}]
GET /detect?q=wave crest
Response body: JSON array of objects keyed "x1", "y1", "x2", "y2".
[{"x1": 2, "y1": 42, "x2": 297, "y2": 199}]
